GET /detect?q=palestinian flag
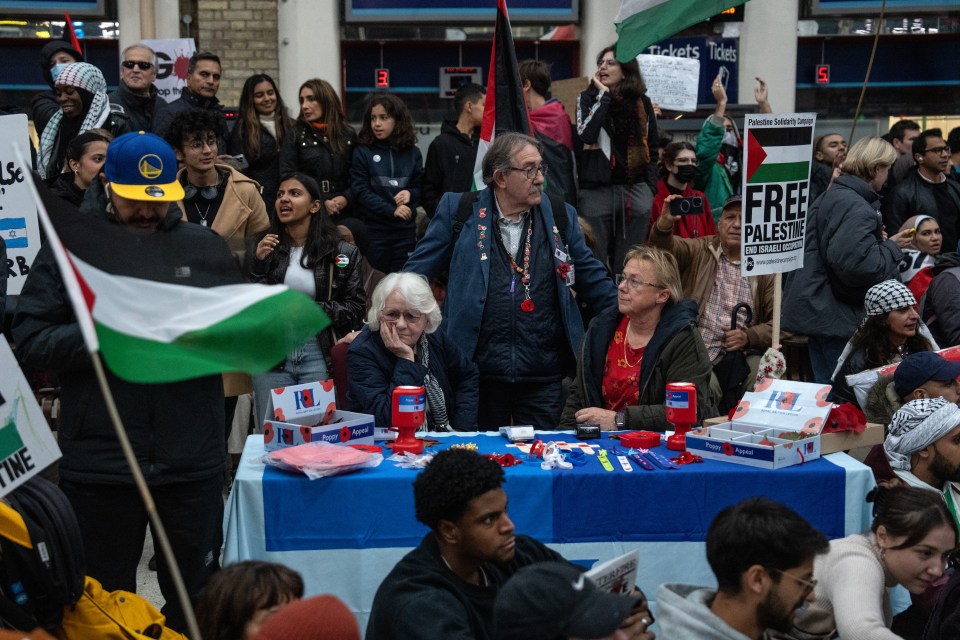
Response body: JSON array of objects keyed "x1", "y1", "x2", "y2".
[
  {"x1": 614, "y1": 0, "x2": 750, "y2": 62},
  {"x1": 745, "y1": 126, "x2": 814, "y2": 184},
  {"x1": 472, "y1": 0, "x2": 530, "y2": 189},
  {"x1": 22, "y1": 163, "x2": 329, "y2": 385}
]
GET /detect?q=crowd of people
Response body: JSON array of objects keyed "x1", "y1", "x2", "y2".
[{"x1": 1, "y1": 36, "x2": 960, "y2": 640}]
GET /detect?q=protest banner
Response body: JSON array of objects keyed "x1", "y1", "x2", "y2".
[
  {"x1": 637, "y1": 54, "x2": 700, "y2": 112},
  {"x1": 741, "y1": 112, "x2": 817, "y2": 277},
  {"x1": 0, "y1": 339, "x2": 61, "y2": 498},
  {"x1": 141, "y1": 38, "x2": 197, "y2": 103},
  {"x1": 0, "y1": 114, "x2": 41, "y2": 295}
]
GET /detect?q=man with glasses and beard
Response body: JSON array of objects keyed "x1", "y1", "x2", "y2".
[
  {"x1": 656, "y1": 498, "x2": 828, "y2": 640},
  {"x1": 109, "y1": 43, "x2": 169, "y2": 133}
]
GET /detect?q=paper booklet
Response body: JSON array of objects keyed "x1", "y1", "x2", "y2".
[{"x1": 585, "y1": 549, "x2": 639, "y2": 595}]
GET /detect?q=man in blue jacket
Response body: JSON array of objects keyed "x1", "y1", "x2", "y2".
[{"x1": 405, "y1": 132, "x2": 617, "y2": 429}]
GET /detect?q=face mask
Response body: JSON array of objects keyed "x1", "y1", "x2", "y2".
[
  {"x1": 722, "y1": 130, "x2": 739, "y2": 148},
  {"x1": 675, "y1": 165, "x2": 698, "y2": 184},
  {"x1": 51, "y1": 63, "x2": 68, "y2": 83}
]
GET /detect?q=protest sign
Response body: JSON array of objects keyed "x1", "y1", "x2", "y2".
[
  {"x1": 741, "y1": 113, "x2": 817, "y2": 277},
  {"x1": 1, "y1": 115, "x2": 41, "y2": 295},
  {"x1": 0, "y1": 339, "x2": 61, "y2": 498},
  {"x1": 141, "y1": 38, "x2": 197, "y2": 103},
  {"x1": 637, "y1": 54, "x2": 699, "y2": 112}
]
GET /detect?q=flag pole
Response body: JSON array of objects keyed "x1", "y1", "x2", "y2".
[
  {"x1": 11, "y1": 143, "x2": 202, "y2": 640},
  {"x1": 88, "y1": 354, "x2": 202, "y2": 640}
]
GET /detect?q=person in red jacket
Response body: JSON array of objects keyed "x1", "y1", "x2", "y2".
[{"x1": 650, "y1": 141, "x2": 716, "y2": 239}]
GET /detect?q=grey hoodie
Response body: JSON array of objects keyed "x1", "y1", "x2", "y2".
[{"x1": 656, "y1": 583, "x2": 767, "y2": 640}]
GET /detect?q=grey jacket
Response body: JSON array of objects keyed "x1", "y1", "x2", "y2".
[
  {"x1": 782, "y1": 173, "x2": 903, "y2": 339},
  {"x1": 656, "y1": 584, "x2": 769, "y2": 640}
]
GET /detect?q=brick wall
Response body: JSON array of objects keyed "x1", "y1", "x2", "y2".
[{"x1": 195, "y1": 0, "x2": 279, "y2": 107}]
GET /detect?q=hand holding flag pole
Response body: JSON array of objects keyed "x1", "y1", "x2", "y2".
[{"x1": 13, "y1": 143, "x2": 204, "y2": 640}]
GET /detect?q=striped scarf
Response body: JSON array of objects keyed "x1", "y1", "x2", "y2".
[{"x1": 415, "y1": 333, "x2": 451, "y2": 431}]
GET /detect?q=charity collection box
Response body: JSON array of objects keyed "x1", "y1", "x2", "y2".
[
  {"x1": 686, "y1": 379, "x2": 831, "y2": 469},
  {"x1": 262, "y1": 380, "x2": 375, "y2": 451}
]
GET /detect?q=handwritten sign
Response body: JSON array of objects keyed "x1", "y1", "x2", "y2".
[
  {"x1": 637, "y1": 54, "x2": 700, "y2": 113},
  {"x1": 1, "y1": 115, "x2": 41, "y2": 295}
]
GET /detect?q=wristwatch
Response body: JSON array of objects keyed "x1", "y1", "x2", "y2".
[{"x1": 615, "y1": 411, "x2": 626, "y2": 429}]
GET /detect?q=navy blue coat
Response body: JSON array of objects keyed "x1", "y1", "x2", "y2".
[
  {"x1": 347, "y1": 326, "x2": 479, "y2": 430},
  {"x1": 405, "y1": 188, "x2": 617, "y2": 362},
  {"x1": 350, "y1": 141, "x2": 423, "y2": 231}
]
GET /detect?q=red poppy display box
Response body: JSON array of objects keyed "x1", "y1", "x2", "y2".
[
  {"x1": 263, "y1": 411, "x2": 375, "y2": 452},
  {"x1": 261, "y1": 380, "x2": 374, "y2": 451},
  {"x1": 686, "y1": 380, "x2": 831, "y2": 469}
]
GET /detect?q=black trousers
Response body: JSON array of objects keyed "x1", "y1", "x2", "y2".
[
  {"x1": 477, "y1": 379, "x2": 565, "y2": 430},
  {"x1": 60, "y1": 476, "x2": 224, "y2": 633}
]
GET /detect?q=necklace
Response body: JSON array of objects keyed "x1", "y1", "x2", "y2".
[
  {"x1": 499, "y1": 214, "x2": 534, "y2": 313},
  {"x1": 194, "y1": 202, "x2": 212, "y2": 227},
  {"x1": 619, "y1": 320, "x2": 644, "y2": 368},
  {"x1": 440, "y1": 553, "x2": 488, "y2": 586}
]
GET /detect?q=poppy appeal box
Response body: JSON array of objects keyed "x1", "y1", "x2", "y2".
[
  {"x1": 262, "y1": 380, "x2": 375, "y2": 451},
  {"x1": 685, "y1": 379, "x2": 831, "y2": 469}
]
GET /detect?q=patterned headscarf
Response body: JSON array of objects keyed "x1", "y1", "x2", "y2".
[
  {"x1": 37, "y1": 62, "x2": 111, "y2": 179},
  {"x1": 864, "y1": 279, "x2": 916, "y2": 317},
  {"x1": 885, "y1": 397, "x2": 960, "y2": 471}
]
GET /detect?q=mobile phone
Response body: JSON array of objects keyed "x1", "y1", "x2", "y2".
[{"x1": 670, "y1": 196, "x2": 705, "y2": 216}]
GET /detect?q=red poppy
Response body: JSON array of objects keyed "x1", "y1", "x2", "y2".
[
  {"x1": 521, "y1": 299, "x2": 535, "y2": 312},
  {"x1": 722, "y1": 442, "x2": 735, "y2": 456},
  {"x1": 557, "y1": 263, "x2": 571, "y2": 281},
  {"x1": 274, "y1": 409, "x2": 286, "y2": 421},
  {"x1": 340, "y1": 426, "x2": 352, "y2": 442}
]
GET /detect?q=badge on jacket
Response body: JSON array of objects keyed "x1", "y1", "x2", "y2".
[{"x1": 335, "y1": 254, "x2": 350, "y2": 268}]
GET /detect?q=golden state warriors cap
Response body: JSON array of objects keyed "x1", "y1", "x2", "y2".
[{"x1": 103, "y1": 131, "x2": 184, "y2": 202}]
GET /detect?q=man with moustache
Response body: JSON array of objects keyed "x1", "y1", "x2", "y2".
[
  {"x1": 406, "y1": 133, "x2": 616, "y2": 429},
  {"x1": 13, "y1": 131, "x2": 240, "y2": 633},
  {"x1": 109, "y1": 43, "x2": 169, "y2": 133},
  {"x1": 657, "y1": 498, "x2": 829, "y2": 640},
  {"x1": 365, "y1": 449, "x2": 655, "y2": 640}
]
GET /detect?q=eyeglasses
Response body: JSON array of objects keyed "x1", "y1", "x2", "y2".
[
  {"x1": 122, "y1": 60, "x2": 154, "y2": 70},
  {"x1": 597, "y1": 58, "x2": 619, "y2": 68},
  {"x1": 381, "y1": 309, "x2": 423, "y2": 323},
  {"x1": 507, "y1": 164, "x2": 547, "y2": 180},
  {"x1": 925, "y1": 146, "x2": 951, "y2": 155},
  {"x1": 615, "y1": 274, "x2": 663, "y2": 291},
  {"x1": 186, "y1": 136, "x2": 218, "y2": 151},
  {"x1": 770, "y1": 568, "x2": 818, "y2": 594}
]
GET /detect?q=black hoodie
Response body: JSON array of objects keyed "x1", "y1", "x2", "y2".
[
  {"x1": 31, "y1": 40, "x2": 84, "y2": 134},
  {"x1": 921, "y1": 252, "x2": 960, "y2": 346}
]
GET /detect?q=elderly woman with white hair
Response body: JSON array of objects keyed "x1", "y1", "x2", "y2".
[
  {"x1": 347, "y1": 272, "x2": 479, "y2": 430},
  {"x1": 829, "y1": 279, "x2": 938, "y2": 407}
]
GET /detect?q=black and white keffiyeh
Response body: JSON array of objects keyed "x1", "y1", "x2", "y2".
[
  {"x1": 864, "y1": 279, "x2": 916, "y2": 318},
  {"x1": 415, "y1": 333, "x2": 451, "y2": 432},
  {"x1": 885, "y1": 397, "x2": 960, "y2": 471}
]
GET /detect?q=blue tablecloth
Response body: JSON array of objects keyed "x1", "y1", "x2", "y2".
[{"x1": 262, "y1": 433, "x2": 848, "y2": 552}]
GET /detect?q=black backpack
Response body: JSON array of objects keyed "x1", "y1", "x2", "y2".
[{"x1": 0, "y1": 477, "x2": 85, "y2": 631}]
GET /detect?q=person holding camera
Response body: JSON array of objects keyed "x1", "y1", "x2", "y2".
[
  {"x1": 649, "y1": 194, "x2": 775, "y2": 407},
  {"x1": 650, "y1": 141, "x2": 716, "y2": 239}
]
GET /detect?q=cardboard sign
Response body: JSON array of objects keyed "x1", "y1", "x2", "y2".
[
  {"x1": 140, "y1": 38, "x2": 198, "y2": 104},
  {"x1": 637, "y1": 54, "x2": 700, "y2": 112},
  {"x1": 1, "y1": 117, "x2": 42, "y2": 295},
  {"x1": 265, "y1": 380, "x2": 337, "y2": 426},
  {"x1": 0, "y1": 339, "x2": 62, "y2": 496},
  {"x1": 263, "y1": 411, "x2": 376, "y2": 452},
  {"x1": 741, "y1": 113, "x2": 817, "y2": 276}
]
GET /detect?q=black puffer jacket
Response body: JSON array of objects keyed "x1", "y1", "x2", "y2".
[
  {"x1": 108, "y1": 82, "x2": 169, "y2": 133},
  {"x1": 782, "y1": 173, "x2": 903, "y2": 339},
  {"x1": 12, "y1": 181, "x2": 239, "y2": 484},
  {"x1": 245, "y1": 237, "x2": 365, "y2": 370},
  {"x1": 279, "y1": 122, "x2": 357, "y2": 211},
  {"x1": 921, "y1": 252, "x2": 960, "y2": 347}
]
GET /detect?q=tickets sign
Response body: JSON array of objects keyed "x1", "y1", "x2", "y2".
[{"x1": 740, "y1": 113, "x2": 817, "y2": 277}]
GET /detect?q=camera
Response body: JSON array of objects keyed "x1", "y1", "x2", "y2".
[{"x1": 670, "y1": 196, "x2": 705, "y2": 216}]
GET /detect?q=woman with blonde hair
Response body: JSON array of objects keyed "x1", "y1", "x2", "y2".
[
  {"x1": 782, "y1": 136, "x2": 913, "y2": 383},
  {"x1": 560, "y1": 245, "x2": 716, "y2": 431}
]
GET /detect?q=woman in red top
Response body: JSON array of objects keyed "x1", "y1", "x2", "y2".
[{"x1": 650, "y1": 141, "x2": 715, "y2": 239}]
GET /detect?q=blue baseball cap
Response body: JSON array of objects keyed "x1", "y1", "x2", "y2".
[
  {"x1": 894, "y1": 352, "x2": 960, "y2": 399},
  {"x1": 103, "y1": 131, "x2": 184, "y2": 202}
]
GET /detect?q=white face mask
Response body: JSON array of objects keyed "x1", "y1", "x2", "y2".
[
  {"x1": 51, "y1": 63, "x2": 68, "y2": 83},
  {"x1": 722, "y1": 129, "x2": 739, "y2": 148}
]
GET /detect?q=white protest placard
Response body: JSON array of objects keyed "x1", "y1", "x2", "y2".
[
  {"x1": 741, "y1": 113, "x2": 817, "y2": 277},
  {"x1": 636, "y1": 54, "x2": 700, "y2": 112},
  {"x1": 141, "y1": 38, "x2": 197, "y2": 104},
  {"x1": 0, "y1": 339, "x2": 61, "y2": 497},
  {"x1": 1, "y1": 115, "x2": 41, "y2": 295}
]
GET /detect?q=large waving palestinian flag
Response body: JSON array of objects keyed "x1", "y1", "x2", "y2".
[
  {"x1": 22, "y1": 164, "x2": 329, "y2": 385},
  {"x1": 615, "y1": 0, "x2": 751, "y2": 62},
  {"x1": 745, "y1": 125, "x2": 814, "y2": 184}
]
